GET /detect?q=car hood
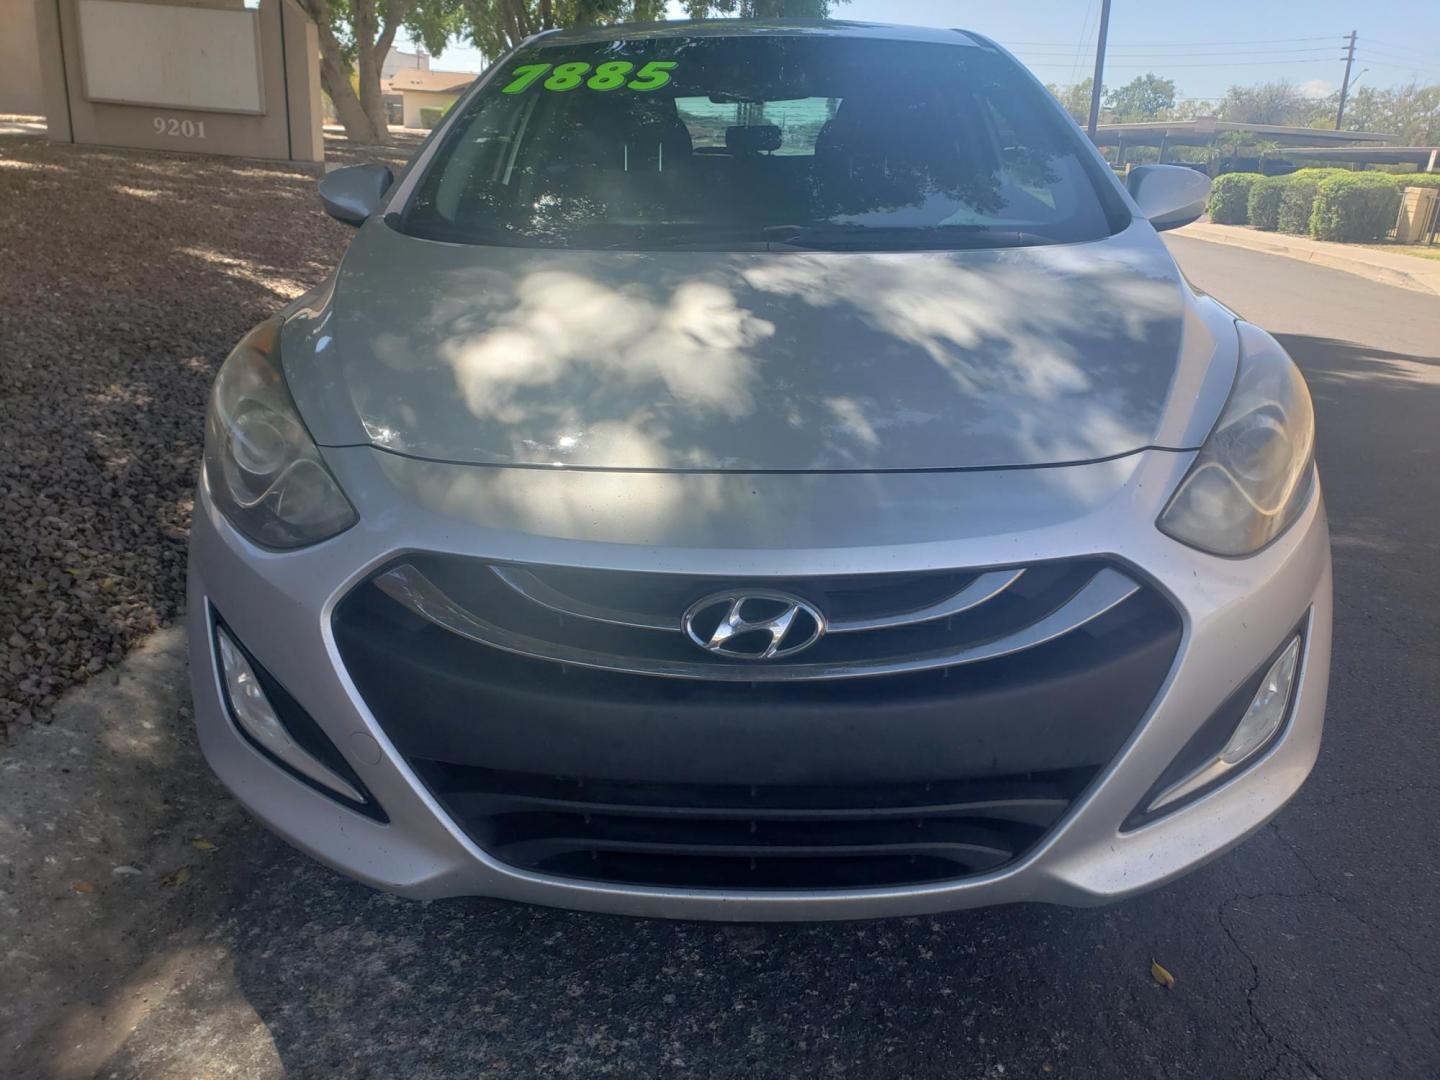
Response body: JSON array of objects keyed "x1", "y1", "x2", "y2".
[{"x1": 284, "y1": 218, "x2": 1231, "y2": 472}]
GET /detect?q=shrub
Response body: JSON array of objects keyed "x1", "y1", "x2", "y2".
[
  {"x1": 1399, "y1": 173, "x2": 1440, "y2": 190},
  {"x1": 1311, "y1": 173, "x2": 1403, "y2": 242},
  {"x1": 1247, "y1": 176, "x2": 1288, "y2": 231},
  {"x1": 1208, "y1": 172, "x2": 1261, "y2": 224},
  {"x1": 1277, "y1": 169, "x2": 1344, "y2": 235}
]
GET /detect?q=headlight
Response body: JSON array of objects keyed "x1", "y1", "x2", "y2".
[
  {"x1": 1158, "y1": 323, "x2": 1316, "y2": 556},
  {"x1": 203, "y1": 319, "x2": 357, "y2": 549}
]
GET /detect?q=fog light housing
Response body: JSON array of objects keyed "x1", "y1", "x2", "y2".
[
  {"x1": 216, "y1": 625, "x2": 365, "y2": 803},
  {"x1": 1220, "y1": 637, "x2": 1300, "y2": 765},
  {"x1": 1143, "y1": 632, "x2": 1303, "y2": 817}
]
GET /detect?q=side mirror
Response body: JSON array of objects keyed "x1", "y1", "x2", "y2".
[
  {"x1": 1128, "y1": 165, "x2": 1212, "y2": 232},
  {"x1": 318, "y1": 163, "x2": 394, "y2": 226}
]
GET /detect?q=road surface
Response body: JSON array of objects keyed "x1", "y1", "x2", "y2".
[{"x1": 5, "y1": 235, "x2": 1439, "y2": 1079}]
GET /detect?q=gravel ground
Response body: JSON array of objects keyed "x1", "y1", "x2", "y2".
[{"x1": 0, "y1": 130, "x2": 419, "y2": 740}]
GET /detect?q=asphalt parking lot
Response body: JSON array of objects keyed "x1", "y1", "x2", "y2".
[{"x1": 2, "y1": 140, "x2": 1438, "y2": 1076}]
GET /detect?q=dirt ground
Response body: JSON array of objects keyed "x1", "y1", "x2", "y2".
[{"x1": 0, "y1": 129, "x2": 420, "y2": 740}]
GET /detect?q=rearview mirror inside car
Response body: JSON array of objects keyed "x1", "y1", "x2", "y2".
[
  {"x1": 1128, "y1": 165, "x2": 1212, "y2": 232},
  {"x1": 318, "y1": 163, "x2": 395, "y2": 227}
]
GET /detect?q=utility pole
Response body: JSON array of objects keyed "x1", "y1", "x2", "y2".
[
  {"x1": 1335, "y1": 30, "x2": 1357, "y2": 130},
  {"x1": 1086, "y1": 0, "x2": 1113, "y2": 138}
]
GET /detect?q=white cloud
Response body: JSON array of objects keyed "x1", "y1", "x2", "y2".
[{"x1": 1300, "y1": 79, "x2": 1334, "y2": 99}]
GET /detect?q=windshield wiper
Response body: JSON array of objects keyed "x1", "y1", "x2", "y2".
[
  {"x1": 761, "y1": 223, "x2": 1056, "y2": 251},
  {"x1": 588, "y1": 223, "x2": 775, "y2": 250},
  {"x1": 401, "y1": 218, "x2": 549, "y2": 247}
]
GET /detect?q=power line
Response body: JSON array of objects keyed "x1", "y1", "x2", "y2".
[
  {"x1": 1024, "y1": 58, "x2": 1348, "y2": 69},
  {"x1": 1003, "y1": 36, "x2": 1340, "y2": 47},
  {"x1": 1355, "y1": 53, "x2": 1440, "y2": 78},
  {"x1": 1363, "y1": 38, "x2": 1437, "y2": 60},
  {"x1": 1359, "y1": 48, "x2": 1440, "y2": 68},
  {"x1": 1012, "y1": 46, "x2": 1343, "y2": 58},
  {"x1": 1068, "y1": 0, "x2": 1098, "y2": 89}
]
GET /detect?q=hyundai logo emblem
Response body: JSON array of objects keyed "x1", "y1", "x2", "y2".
[{"x1": 682, "y1": 590, "x2": 826, "y2": 660}]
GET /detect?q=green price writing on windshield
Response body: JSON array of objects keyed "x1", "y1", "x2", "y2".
[{"x1": 500, "y1": 60, "x2": 678, "y2": 94}]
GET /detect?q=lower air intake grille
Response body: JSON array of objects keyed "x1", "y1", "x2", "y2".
[
  {"x1": 413, "y1": 764, "x2": 1097, "y2": 889},
  {"x1": 333, "y1": 554, "x2": 1182, "y2": 891}
]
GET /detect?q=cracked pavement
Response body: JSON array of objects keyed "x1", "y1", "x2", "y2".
[{"x1": 2, "y1": 236, "x2": 1438, "y2": 1079}]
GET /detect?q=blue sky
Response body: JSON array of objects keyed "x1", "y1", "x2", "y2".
[{"x1": 401, "y1": 0, "x2": 1440, "y2": 101}]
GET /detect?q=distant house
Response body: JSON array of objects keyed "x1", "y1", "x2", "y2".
[
  {"x1": 378, "y1": 49, "x2": 430, "y2": 126},
  {"x1": 386, "y1": 69, "x2": 474, "y2": 129},
  {"x1": 382, "y1": 48, "x2": 430, "y2": 80}
]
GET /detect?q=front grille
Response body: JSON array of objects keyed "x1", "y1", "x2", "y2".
[
  {"x1": 333, "y1": 554, "x2": 1182, "y2": 891},
  {"x1": 373, "y1": 555, "x2": 1142, "y2": 681},
  {"x1": 412, "y1": 764, "x2": 1096, "y2": 889}
]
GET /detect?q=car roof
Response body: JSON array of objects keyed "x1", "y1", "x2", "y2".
[{"x1": 528, "y1": 19, "x2": 989, "y2": 49}]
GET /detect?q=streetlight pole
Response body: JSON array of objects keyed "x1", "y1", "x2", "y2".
[
  {"x1": 1086, "y1": 0, "x2": 1113, "y2": 138},
  {"x1": 1335, "y1": 30, "x2": 1357, "y2": 130}
]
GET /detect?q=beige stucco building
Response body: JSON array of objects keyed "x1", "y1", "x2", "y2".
[
  {"x1": 18, "y1": 0, "x2": 324, "y2": 163},
  {"x1": 0, "y1": 0, "x2": 46, "y2": 115},
  {"x1": 387, "y1": 68, "x2": 473, "y2": 129}
]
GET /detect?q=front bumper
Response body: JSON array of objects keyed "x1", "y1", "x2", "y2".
[{"x1": 187, "y1": 446, "x2": 1331, "y2": 920}]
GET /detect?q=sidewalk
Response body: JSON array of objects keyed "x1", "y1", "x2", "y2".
[{"x1": 1178, "y1": 221, "x2": 1440, "y2": 298}]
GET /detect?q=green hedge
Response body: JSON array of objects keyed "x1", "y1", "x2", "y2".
[
  {"x1": 1247, "y1": 176, "x2": 1288, "y2": 231},
  {"x1": 1311, "y1": 173, "x2": 1404, "y2": 241},
  {"x1": 1277, "y1": 169, "x2": 1342, "y2": 235},
  {"x1": 1210, "y1": 167, "x2": 1420, "y2": 241},
  {"x1": 1208, "y1": 173, "x2": 1261, "y2": 224}
]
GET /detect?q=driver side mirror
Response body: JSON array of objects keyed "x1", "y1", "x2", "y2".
[
  {"x1": 318, "y1": 163, "x2": 395, "y2": 227},
  {"x1": 1127, "y1": 165, "x2": 1211, "y2": 232}
]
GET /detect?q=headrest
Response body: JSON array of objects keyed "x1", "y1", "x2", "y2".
[{"x1": 725, "y1": 125, "x2": 782, "y2": 154}]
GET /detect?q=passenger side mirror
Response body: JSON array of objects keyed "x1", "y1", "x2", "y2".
[
  {"x1": 318, "y1": 163, "x2": 395, "y2": 227},
  {"x1": 1127, "y1": 165, "x2": 1211, "y2": 232}
]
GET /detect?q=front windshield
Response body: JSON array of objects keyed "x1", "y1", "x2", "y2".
[{"x1": 400, "y1": 32, "x2": 1125, "y2": 251}]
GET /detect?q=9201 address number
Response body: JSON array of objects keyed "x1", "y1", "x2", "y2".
[{"x1": 153, "y1": 116, "x2": 208, "y2": 139}]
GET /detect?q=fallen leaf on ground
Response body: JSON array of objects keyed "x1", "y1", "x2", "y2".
[
  {"x1": 162, "y1": 866, "x2": 191, "y2": 887},
  {"x1": 190, "y1": 838, "x2": 215, "y2": 851},
  {"x1": 70, "y1": 881, "x2": 96, "y2": 894},
  {"x1": 1151, "y1": 959, "x2": 1176, "y2": 989}
]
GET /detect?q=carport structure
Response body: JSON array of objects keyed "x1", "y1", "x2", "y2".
[
  {"x1": 1265, "y1": 145, "x2": 1440, "y2": 172},
  {"x1": 1091, "y1": 118, "x2": 1395, "y2": 174}
]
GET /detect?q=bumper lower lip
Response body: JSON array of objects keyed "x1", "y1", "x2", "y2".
[{"x1": 185, "y1": 450, "x2": 1332, "y2": 920}]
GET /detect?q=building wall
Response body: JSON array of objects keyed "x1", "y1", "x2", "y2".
[
  {"x1": 37, "y1": 0, "x2": 323, "y2": 163},
  {"x1": 1, "y1": 0, "x2": 46, "y2": 115},
  {"x1": 402, "y1": 88, "x2": 460, "y2": 130},
  {"x1": 382, "y1": 48, "x2": 429, "y2": 79}
]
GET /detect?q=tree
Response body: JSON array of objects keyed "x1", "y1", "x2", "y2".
[
  {"x1": 458, "y1": 1, "x2": 666, "y2": 58},
  {"x1": 297, "y1": 0, "x2": 464, "y2": 144},
  {"x1": 459, "y1": 0, "x2": 842, "y2": 65},
  {"x1": 1217, "y1": 80, "x2": 1327, "y2": 127},
  {"x1": 309, "y1": 0, "x2": 848, "y2": 144},
  {"x1": 1103, "y1": 74, "x2": 1176, "y2": 123},
  {"x1": 1340, "y1": 82, "x2": 1440, "y2": 143},
  {"x1": 677, "y1": 0, "x2": 837, "y2": 15},
  {"x1": 1044, "y1": 77, "x2": 1093, "y2": 125},
  {"x1": 1168, "y1": 98, "x2": 1218, "y2": 121}
]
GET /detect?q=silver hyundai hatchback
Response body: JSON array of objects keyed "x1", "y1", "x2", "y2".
[{"x1": 187, "y1": 20, "x2": 1331, "y2": 919}]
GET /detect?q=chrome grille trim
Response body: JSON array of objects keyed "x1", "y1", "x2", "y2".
[
  {"x1": 827, "y1": 568, "x2": 1025, "y2": 633},
  {"x1": 489, "y1": 564, "x2": 1025, "y2": 635},
  {"x1": 491, "y1": 565, "x2": 680, "y2": 631},
  {"x1": 373, "y1": 562, "x2": 1141, "y2": 682}
]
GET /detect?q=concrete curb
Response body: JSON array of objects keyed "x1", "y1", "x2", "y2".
[{"x1": 1176, "y1": 222, "x2": 1440, "y2": 299}]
